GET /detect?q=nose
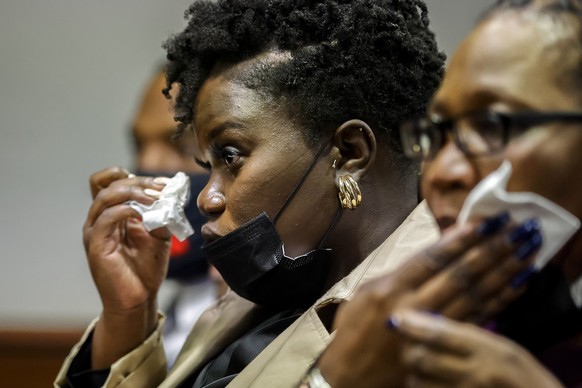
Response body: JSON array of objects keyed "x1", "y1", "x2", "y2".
[
  {"x1": 197, "y1": 179, "x2": 226, "y2": 218},
  {"x1": 421, "y1": 137, "x2": 479, "y2": 197}
]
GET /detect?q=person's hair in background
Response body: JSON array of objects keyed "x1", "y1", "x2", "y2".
[{"x1": 163, "y1": 0, "x2": 445, "y2": 169}]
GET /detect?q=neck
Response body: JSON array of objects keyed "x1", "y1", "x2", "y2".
[{"x1": 323, "y1": 170, "x2": 419, "y2": 290}]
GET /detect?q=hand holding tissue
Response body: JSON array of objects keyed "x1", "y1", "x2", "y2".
[
  {"x1": 458, "y1": 160, "x2": 580, "y2": 270},
  {"x1": 128, "y1": 172, "x2": 195, "y2": 242}
]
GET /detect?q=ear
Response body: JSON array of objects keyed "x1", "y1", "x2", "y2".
[{"x1": 331, "y1": 119, "x2": 377, "y2": 180}]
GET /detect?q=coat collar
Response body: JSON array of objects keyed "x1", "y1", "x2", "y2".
[{"x1": 163, "y1": 202, "x2": 438, "y2": 387}]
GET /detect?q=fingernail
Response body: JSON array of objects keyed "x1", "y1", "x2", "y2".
[
  {"x1": 509, "y1": 218, "x2": 540, "y2": 244},
  {"x1": 128, "y1": 216, "x2": 142, "y2": 224},
  {"x1": 385, "y1": 316, "x2": 401, "y2": 330},
  {"x1": 153, "y1": 177, "x2": 170, "y2": 185},
  {"x1": 127, "y1": 173, "x2": 136, "y2": 179},
  {"x1": 515, "y1": 232, "x2": 543, "y2": 261},
  {"x1": 144, "y1": 188, "x2": 162, "y2": 199},
  {"x1": 477, "y1": 211, "x2": 510, "y2": 236},
  {"x1": 511, "y1": 266, "x2": 538, "y2": 288}
]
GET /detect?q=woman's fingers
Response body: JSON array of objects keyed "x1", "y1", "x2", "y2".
[
  {"x1": 412, "y1": 224, "x2": 513, "y2": 312},
  {"x1": 89, "y1": 167, "x2": 131, "y2": 199},
  {"x1": 83, "y1": 204, "x2": 141, "y2": 253},
  {"x1": 469, "y1": 285, "x2": 528, "y2": 324},
  {"x1": 85, "y1": 176, "x2": 165, "y2": 228},
  {"x1": 413, "y1": 218, "x2": 541, "y2": 319},
  {"x1": 402, "y1": 343, "x2": 466, "y2": 385},
  {"x1": 389, "y1": 222, "x2": 482, "y2": 289},
  {"x1": 389, "y1": 310, "x2": 476, "y2": 355},
  {"x1": 393, "y1": 311, "x2": 474, "y2": 387},
  {"x1": 392, "y1": 309, "x2": 563, "y2": 388},
  {"x1": 441, "y1": 245, "x2": 539, "y2": 320},
  {"x1": 396, "y1": 212, "x2": 514, "y2": 290}
]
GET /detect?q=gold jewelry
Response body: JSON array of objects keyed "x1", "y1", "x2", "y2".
[{"x1": 337, "y1": 175, "x2": 362, "y2": 210}]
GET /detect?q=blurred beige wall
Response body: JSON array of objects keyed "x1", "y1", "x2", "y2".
[{"x1": 0, "y1": 0, "x2": 493, "y2": 328}]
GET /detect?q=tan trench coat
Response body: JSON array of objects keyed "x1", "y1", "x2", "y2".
[{"x1": 55, "y1": 201, "x2": 438, "y2": 387}]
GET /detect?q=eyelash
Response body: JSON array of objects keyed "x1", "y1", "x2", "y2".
[
  {"x1": 195, "y1": 158, "x2": 211, "y2": 171},
  {"x1": 211, "y1": 143, "x2": 242, "y2": 171}
]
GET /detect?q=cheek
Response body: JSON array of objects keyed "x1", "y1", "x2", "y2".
[
  {"x1": 506, "y1": 130, "x2": 582, "y2": 216},
  {"x1": 224, "y1": 157, "x2": 302, "y2": 224},
  {"x1": 420, "y1": 155, "x2": 500, "y2": 217}
]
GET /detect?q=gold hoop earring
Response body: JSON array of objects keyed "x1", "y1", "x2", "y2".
[{"x1": 337, "y1": 175, "x2": 362, "y2": 210}]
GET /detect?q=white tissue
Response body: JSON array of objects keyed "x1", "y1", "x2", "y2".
[
  {"x1": 458, "y1": 160, "x2": 580, "y2": 271},
  {"x1": 128, "y1": 172, "x2": 194, "y2": 242}
]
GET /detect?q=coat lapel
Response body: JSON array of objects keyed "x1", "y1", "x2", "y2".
[
  {"x1": 228, "y1": 201, "x2": 438, "y2": 387},
  {"x1": 161, "y1": 291, "x2": 265, "y2": 387}
]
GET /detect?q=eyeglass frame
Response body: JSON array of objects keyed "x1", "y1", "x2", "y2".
[{"x1": 399, "y1": 110, "x2": 582, "y2": 161}]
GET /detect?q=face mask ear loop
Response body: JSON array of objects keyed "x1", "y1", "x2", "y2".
[
  {"x1": 315, "y1": 207, "x2": 343, "y2": 249},
  {"x1": 272, "y1": 140, "x2": 332, "y2": 224}
]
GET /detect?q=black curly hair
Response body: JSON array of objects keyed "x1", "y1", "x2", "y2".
[{"x1": 163, "y1": 0, "x2": 445, "y2": 155}]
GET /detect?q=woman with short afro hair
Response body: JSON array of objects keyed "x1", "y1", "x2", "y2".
[{"x1": 56, "y1": 0, "x2": 445, "y2": 387}]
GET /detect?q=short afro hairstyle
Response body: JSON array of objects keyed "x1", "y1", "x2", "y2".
[{"x1": 163, "y1": 0, "x2": 445, "y2": 153}]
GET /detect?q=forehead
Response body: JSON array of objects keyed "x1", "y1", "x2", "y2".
[
  {"x1": 195, "y1": 51, "x2": 294, "y2": 122},
  {"x1": 193, "y1": 66, "x2": 304, "y2": 153},
  {"x1": 433, "y1": 11, "x2": 581, "y2": 114},
  {"x1": 194, "y1": 74, "x2": 270, "y2": 135}
]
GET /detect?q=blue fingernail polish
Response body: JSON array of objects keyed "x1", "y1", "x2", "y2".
[
  {"x1": 386, "y1": 316, "x2": 400, "y2": 330},
  {"x1": 509, "y1": 218, "x2": 540, "y2": 244},
  {"x1": 515, "y1": 232, "x2": 543, "y2": 261},
  {"x1": 477, "y1": 212, "x2": 510, "y2": 236},
  {"x1": 511, "y1": 266, "x2": 538, "y2": 288}
]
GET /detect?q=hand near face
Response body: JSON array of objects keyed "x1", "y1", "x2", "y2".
[
  {"x1": 84, "y1": 167, "x2": 172, "y2": 368},
  {"x1": 391, "y1": 309, "x2": 563, "y2": 388},
  {"x1": 317, "y1": 213, "x2": 542, "y2": 387}
]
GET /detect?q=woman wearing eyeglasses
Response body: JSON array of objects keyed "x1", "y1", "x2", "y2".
[{"x1": 308, "y1": 0, "x2": 582, "y2": 387}]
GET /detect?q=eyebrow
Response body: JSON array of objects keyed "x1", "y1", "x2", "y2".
[{"x1": 206, "y1": 120, "x2": 248, "y2": 140}]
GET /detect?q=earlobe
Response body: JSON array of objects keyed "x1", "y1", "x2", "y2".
[{"x1": 332, "y1": 119, "x2": 377, "y2": 180}]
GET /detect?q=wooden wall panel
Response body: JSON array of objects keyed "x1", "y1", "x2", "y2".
[{"x1": 0, "y1": 329, "x2": 84, "y2": 387}]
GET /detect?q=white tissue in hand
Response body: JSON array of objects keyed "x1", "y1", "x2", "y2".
[
  {"x1": 458, "y1": 160, "x2": 580, "y2": 270},
  {"x1": 128, "y1": 172, "x2": 194, "y2": 242}
]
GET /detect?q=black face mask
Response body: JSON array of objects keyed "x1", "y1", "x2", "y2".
[
  {"x1": 201, "y1": 143, "x2": 339, "y2": 309},
  {"x1": 135, "y1": 169, "x2": 210, "y2": 281}
]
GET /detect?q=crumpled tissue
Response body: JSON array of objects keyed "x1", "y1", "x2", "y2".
[
  {"x1": 457, "y1": 160, "x2": 581, "y2": 307},
  {"x1": 128, "y1": 172, "x2": 194, "y2": 242}
]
